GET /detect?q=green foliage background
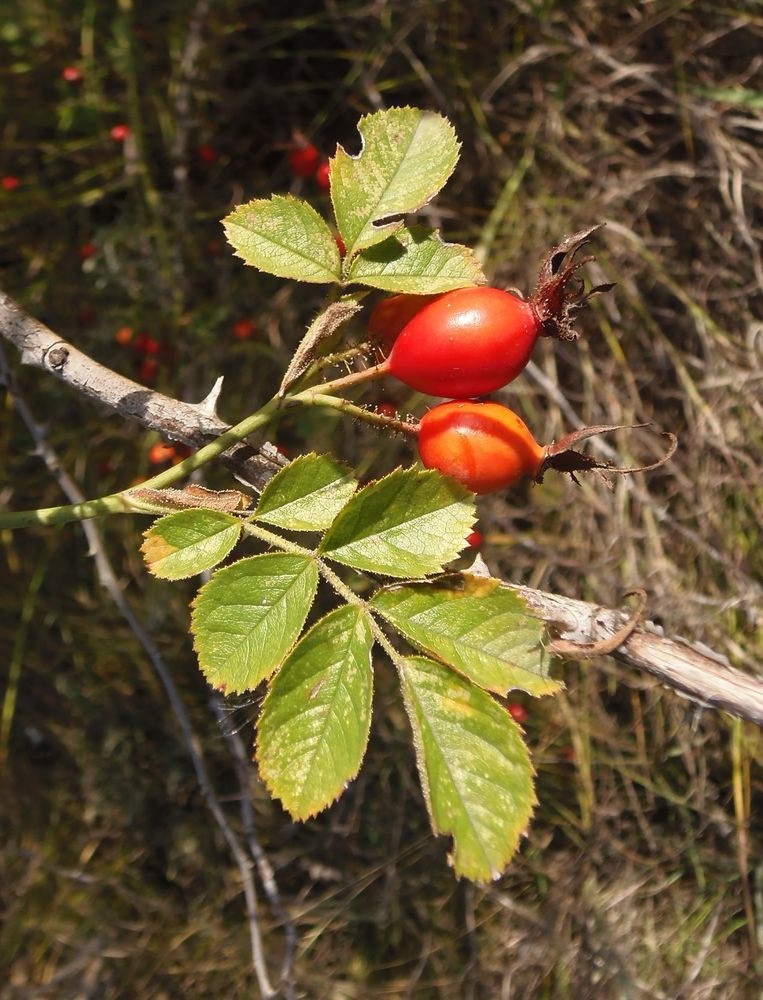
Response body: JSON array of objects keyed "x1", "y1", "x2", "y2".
[{"x1": 1, "y1": 1, "x2": 761, "y2": 996}]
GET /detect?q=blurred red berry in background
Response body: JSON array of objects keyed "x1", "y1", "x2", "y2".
[
  {"x1": 148, "y1": 442, "x2": 176, "y2": 465},
  {"x1": 110, "y1": 124, "x2": 130, "y2": 142},
  {"x1": 507, "y1": 703, "x2": 528, "y2": 725},
  {"x1": 75, "y1": 305, "x2": 97, "y2": 326},
  {"x1": 62, "y1": 66, "x2": 83, "y2": 83},
  {"x1": 314, "y1": 161, "x2": 331, "y2": 192},
  {"x1": 197, "y1": 144, "x2": 217, "y2": 164},
  {"x1": 288, "y1": 142, "x2": 321, "y2": 178},
  {"x1": 138, "y1": 358, "x2": 159, "y2": 384},
  {"x1": 134, "y1": 334, "x2": 161, "y2": 357},
  {"x1": 115, "y1": 326, "x2": 134, "y2": 346},
  {"x1": 232, "y1": 319, "x2": 257, "y2": 341},
  {"x1": 1, "y1": 176, "x2": 20, "y2": 191}
]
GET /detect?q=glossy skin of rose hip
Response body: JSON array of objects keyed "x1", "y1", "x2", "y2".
[
  {"x1": 417, "y1": 401, "x2": 544, "y2": 494},
  {"x1": 388, "y1": 286, "x2": 538, "y2": 398}
]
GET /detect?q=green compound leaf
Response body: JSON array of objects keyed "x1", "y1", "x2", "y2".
[
  {"x1": 319, "y1": 468, "x2": 476, "y2": 578},
  {"x1": 371, "y1": 576, "x2": 560, "y2": 697},
  {"x1": 191, "y1": 553, "x2": 318, "y2": 694},
  {"x1": 141, "y1": 509, "x2": 242, "y2": 581},
  {"x1": 399, "y1": 656, "x2": 536, "y2": 882},
  {"x1": 256, "y1": 605, "x2": 374, "y2": 820},
  {"x1": 331, "y1": 107, "x2": 460, "y2": 256},
  {"x1": 223, "y1": 194, "x2": 341, "y2": 284},
  {"x1": 347, "y1": 224, "x2": 485, "y2": 293},
  {"x1": 255, "y1": 453, "x2": 358, "y2": 532}
]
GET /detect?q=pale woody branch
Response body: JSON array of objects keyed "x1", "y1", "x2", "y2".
[
  {"x1": 0, "y1": 289, "x2": 284, "y2": 491},
  {"x1": 513, "y1": 584, "x2": 763, "y2": 728},
  {"x1": 3, "y1": 288, "x2": 762, "y2": 727}
]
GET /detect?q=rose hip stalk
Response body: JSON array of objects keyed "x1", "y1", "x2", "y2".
[{"x1": 384, "y1": 226, "x2": 612, "y2": 399}]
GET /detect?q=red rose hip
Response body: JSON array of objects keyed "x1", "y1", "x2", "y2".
[
  {"x1": 389, "y1": 286, "x2": 537, "y2": 398},
  {"x1": 387, "y1": 227, "x2": 610, "y2": 398},
  {"x1": 368, "y1": 292, "x2": 443, "y2": 352}
]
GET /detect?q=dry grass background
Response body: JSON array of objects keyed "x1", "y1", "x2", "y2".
[{"x1": 1, "y1": 1, "x2": 762, "y2": 997}]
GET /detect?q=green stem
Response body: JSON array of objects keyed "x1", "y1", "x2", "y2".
[
  {"x1": 0, "y1": 397, "x2": 283, "y2": 529},
  {"x1": 313, "y1": 557, "x2": 403, "y2": 666},
  {"x1": 0, "y1": 494, "x2": 134, "y2": 529},
  {"x1": 315, "y1": 340, "x2": 378, "y2": 371},
  {"x1": 299, "y1": 392, "x2": 418, "y2": 437},
  {"x1": 239, "y1": 520, "x2": 314, "y2": 558},
  {"x1": 0, "y1": 358, "x2": 398, "y2": 531},
  {"x1": 308, "y1": 357, "x2": 390, "y2": 395}
]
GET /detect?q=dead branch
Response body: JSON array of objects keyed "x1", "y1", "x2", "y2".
[
  {"x1": 3, "y1": 290, "x2": 761, "y2": 728},
  {"x1": 512, "y1": 584, "x2": 763, "y2": 727},
  {"x1": 0, "y1": 289, "x2": 284, "y2": 492}
]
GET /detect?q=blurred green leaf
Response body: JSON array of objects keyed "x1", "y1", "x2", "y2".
[
  {"x1": 255, "y1": 453, "x2": 358, "y2": 532},
  {"x1": 399, "y1": 656, "x2": 536, "y2": 882},
  {"x1": 191, "y1": 554, "x2": 318, "y2": 693},
  {"x1": 223, "y1": 194, "x2": 341, "y2": 283},
  {"x1": 319, "y1": 468, "x2": 475, "y2": 578},
  {"x1": 140, "y1": 509, "x2": 242, "y2": 581},
  {"x1": 331, "y1": 107, "x2": 460, "y2": 255},
  {"x1": 372, "y1": 576, "x2": 559, "y2": 696},
  {"x1": 693, "y1": 85, "x2": 763, "y2": 109},
  {"x1": 347, "y1": 224, "x2": 485, "y2": 292},
  {"x1": 256, "y1": 605, "x2": 374, "y2": 820}
]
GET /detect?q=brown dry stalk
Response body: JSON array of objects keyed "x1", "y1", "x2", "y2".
[
  {"x1": 0, "y1": 290, "x2": 284, "y2": 492},
  {"x1": 548, "y1": 588, "x2": 647, "y2": 658}
]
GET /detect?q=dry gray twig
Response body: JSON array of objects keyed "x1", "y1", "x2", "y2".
[
  {"x1": 512, "y1": 584, "x2": 763, "y2": 727},
  {"x1": 0, "y1": 290, "x2": 285, "y2": 493}
]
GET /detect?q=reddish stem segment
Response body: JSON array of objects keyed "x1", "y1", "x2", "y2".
[{"x1": 313, "y1": 357, "x2": 391, "y2": 395}]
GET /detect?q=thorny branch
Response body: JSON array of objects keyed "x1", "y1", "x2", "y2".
[
  {"x1": 0, "y1": 290, "x2": 286, "y2": 493},
  {"x1": 3, "y1": 292, "x2": 763, "y2": 730}
]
